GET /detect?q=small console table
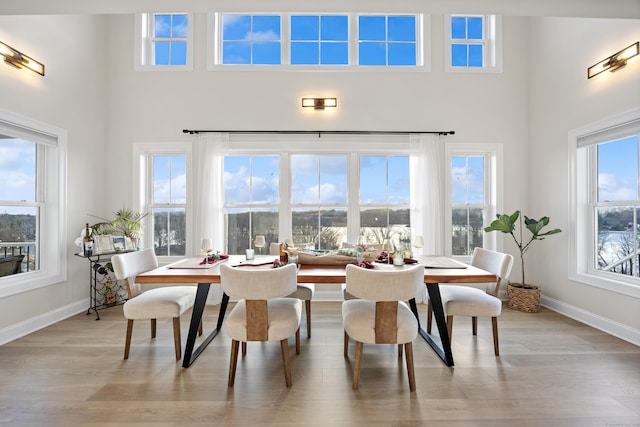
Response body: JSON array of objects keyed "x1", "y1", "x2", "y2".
[{"x1": 76, "y1": 251, "x2": 133, "y2": 320}]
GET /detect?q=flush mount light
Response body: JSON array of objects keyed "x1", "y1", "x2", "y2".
[
  {"x1": 0, "y1": 41, "x2": 45, "y2": 76},
  {"x1": 587, "y1": 41, "x2": 639, "y2": 79},
  {"x1": 301, "y1": 98, "x2": 337, "y2": 110}
]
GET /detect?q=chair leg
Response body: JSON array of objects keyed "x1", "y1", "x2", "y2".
[
  {"x1": 305, "y1": 299, "x2": 312, "y2": 338},
  {"x1": 398, "y1": 344, "x2": 403, "y2": 358},
  {"x1": 150, "y1": 318, "x2": 157, "y2": 338},
  {"x1": 353, "y1": 341, "x2": 364, "y2": 390},
  {"x1": 472, "y1": 316, "x2": 478, "y2": 335},
  {"x1": 404, "y1": 342, "x2": 416, "y2": 392},
  {"x1": 344, "y1": 331, "x2": 349, "y2": 358},
  {"x1": 172, "y1": 317, "x2": 182, "y2": 361},
  {"x1": 280, "y1": 338, "x2": 292, "y2": 388},
  {"x1": 426, "y1": 301, "x2": 433, "y2": 334},
  {"x1": 295, "y1": 327, "x2": 301, "y2": 355},
  {"x1": 241, "y1": 342, "x2": 247, "y2": 355},
  {"x1": 228, "y1": 340, "x2": 239, "y2": 387},
  {"x1": 124, "y1": 319, "x2": 134, "y2": 359},
  {"x1": 492, "y1": 316, "x2": 500, "y2": 356},
  {"x1": 447, "y1": 315, "x2": 454, "y2": 342}
]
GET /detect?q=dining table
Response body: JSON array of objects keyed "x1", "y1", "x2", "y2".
[{"x1": 134, "y1": 255, "x2": 497, "y2": 368}]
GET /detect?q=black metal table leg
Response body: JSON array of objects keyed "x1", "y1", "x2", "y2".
[
  {"x1": 413, "y1": 283, "x2": 454, "y2": 367},
  {"x1": 182, "y1": 284, "x2": 230, "y2": 368}
]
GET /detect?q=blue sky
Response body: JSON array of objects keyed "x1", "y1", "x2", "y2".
[
  {"x1": 598, "y1": 135, "x2": 638, "y2": 202},
  {"x1": 221, "y1": 14, "x2": 416, "y2": 66},
  {"x1": 2, "y1": 136, "x2": 637, "y2": 218},
  {"x1": 0, "y1": 139, "x2": 35, "y2": 215},
  {"x1": 223, "y1": 155, "x2": 410, "y2": 206},
  {"x1": 451, "y1": 156, "x2": 484, "y2": 204}
]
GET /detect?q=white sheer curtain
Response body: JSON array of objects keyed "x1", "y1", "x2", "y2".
[
  {"x1": 410, "y1": 133, "x2": 445, "y2": 303},
  {"x1": 193, "y1": 132, "x2": 228, "y2": 304},
  {"x1": 410, "y1": 133, "x2": 445, "y2": 255}
]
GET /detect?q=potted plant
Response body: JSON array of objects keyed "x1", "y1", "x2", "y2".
[
  {"x1": 484, "y1": 210, "x2": 561, "y2": 312},
  {"x1": 90, "y1": 207, "x2": 149, "y2": 249}
]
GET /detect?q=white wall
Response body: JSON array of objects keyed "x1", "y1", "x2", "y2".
[
  {"x1": 0, "y1": 15, "x2": 108, "y2": 336},
  {"x1": 103, "y1": 12, "x2": 531, "y2": 222},
  {"x1": 528, "y1": 17, "x2": 640, "y2": 335}
]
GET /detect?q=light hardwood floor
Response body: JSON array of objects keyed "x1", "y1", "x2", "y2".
[{"x1": 1, "y1": 301, "x2": 639, "y2": 426}]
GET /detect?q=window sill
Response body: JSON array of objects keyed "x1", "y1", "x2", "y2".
[{"x1": 570, "y1": 272, "x2": 640, "y2": 299}]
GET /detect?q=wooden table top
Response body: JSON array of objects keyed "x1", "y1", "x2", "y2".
[{"x1": 135, "y1": 255, "x2": 497, "y2": 285}]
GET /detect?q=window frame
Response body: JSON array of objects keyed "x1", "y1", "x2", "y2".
[
  {"x1": 133, "y1": 142, "x2": 193, "y2": 264},
  {"x1": 208, "y1": 12, "x2": 430, "y2": 72},
  {"x1": 569, "y1": 107, "x2": 640, "y2": 299},
  {"x1": 444, "y1": 143, "x2": 502, "y2": 261},
  {"x1": 223, "y1": 154, "x2": 281, "y2": 254},
  {"x1": 135, "y1": 12, "x2": 194, "y2": 72},
  {"x1": 444, "y1": 14, "x2": 502, "y2": 74},
  {"x1": 219, "y1": 134, "x2": 412, "y2": 253},
  {"x1": 0, "y1": 108, "x2": 67, "y2": 298}
]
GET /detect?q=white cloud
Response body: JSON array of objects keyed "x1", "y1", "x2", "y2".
[{"x1": 598, "y1": 173, "x2": 636, "y2": 201}]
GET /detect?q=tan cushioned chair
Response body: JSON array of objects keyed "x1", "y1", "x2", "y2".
[{"x1": 342, "y1": 263, "x2": 424, "y2": 391}]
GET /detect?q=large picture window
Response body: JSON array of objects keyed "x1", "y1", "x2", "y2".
[
  {"x1": 570, "y1": 108, "x2": 640, "y2": 297},
  {"x1": 359, "y1": 156, "x2": 411, "y2": 250},
  {"x1": 210, "y1": 13, "x2": 428, "y2": 71},
  {"x1": 151, "y1": 155, "x2": 187, "y2": 256},
  {"x1": 450, "y1": 155, "x2": 485, "y2": 255},
  {"x1": 593, "y1": 136, "x2": 639, "y2": 278},
  {"x1": 291, "y1": 155, "x2": 348, "y2": 250},
  {"x1": 0, "y1": 109, "x2": 67, "y2": 297},
  {"x1": 445, "y1": 143, "x2": 501, "y2": 259},
  {"x1": 224, "y1": 155, "x2": 280, "y2": 254},
  {"x1": 220, "y1": 139, "x2": 416, "y2": 256}
]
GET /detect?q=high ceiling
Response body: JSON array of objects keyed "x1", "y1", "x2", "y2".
[{"x1": 0, "y1": 0, "x2": 638, "y2": 19}]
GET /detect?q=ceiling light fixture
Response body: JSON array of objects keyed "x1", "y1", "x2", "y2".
[
  {"x1": 302, "y1": 98, "x2": 337, "y2": 110},
  {"x1": 587, "y1": 41, "x2": 639, "y2": 79},
  {"x1": 0, "y1": 41, "x2": 45, "y2": 76}
]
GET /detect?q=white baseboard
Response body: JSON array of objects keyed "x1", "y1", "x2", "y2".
[
  {"x1": 0, "y1": 299, "x2": 88, "y2": 346},
  {"x1": 541, "y1": 295, "x2": 640, "y2": 347}
]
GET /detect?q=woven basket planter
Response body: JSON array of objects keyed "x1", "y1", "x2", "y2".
[{"x1": 507, "y1": 283, "x2": 541, "y2": 313}]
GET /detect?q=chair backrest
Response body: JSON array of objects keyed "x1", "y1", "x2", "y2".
[
  {"x1": 220, "y1": 263, "x2": 298, "y2": 300},
  {"x1": 345, "y1": 264, "x2": 424, "y2": 302},
  {"x1": 111, "y1": 249, "x2": 159, "y2": 298},
  {"x1": 470, "y1": 248, "x2": 514, "y2": 296}
]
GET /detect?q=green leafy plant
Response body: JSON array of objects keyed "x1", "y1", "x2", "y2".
[
  {"x1": 90, "y1": 207, "x2": 149, "y2": 241},
  {"x1": 484, "y1": 210, "x2": 561, "y2": 288}
]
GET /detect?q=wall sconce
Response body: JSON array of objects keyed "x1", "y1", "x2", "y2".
[
  {"x1": 302, "y1": 98, "x2": 337, "y2": 110},
  {"x1": 588, "y1": 41, "x2": 639, "y2": 79},
  {"x1": 0, "y1": 41, "x2": 45, "y2": 76}
]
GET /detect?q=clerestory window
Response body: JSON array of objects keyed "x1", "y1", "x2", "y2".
[
  {"x1": 444, "y1": 14, "x2": 502, "y2": 73},
  {"x1": 135, "y1": 13, "x2": 194, "y2": 71}
]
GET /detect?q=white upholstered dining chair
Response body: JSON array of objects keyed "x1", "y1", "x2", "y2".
[
  {"x1": 426, "y1": 247, "x2": 514, "y2": 356},
  {"x1": 219, "y1": 262, "x2": 302, "y2": 388},
  {"x1": 112, "y1": 249, "x2": 201, "y2": 361},
  {"x1": 270, "y1": 242, "x2": 314, "y2": 338},
  {"x1": 342, "y1": 264, "x2": 424, "y2": 391}
]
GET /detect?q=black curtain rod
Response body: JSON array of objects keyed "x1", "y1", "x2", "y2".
[{"x1": 183, "y1": 129, "x2": 455, "y2": 136}]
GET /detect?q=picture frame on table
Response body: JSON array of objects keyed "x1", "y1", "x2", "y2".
[
  {"x1": 94, "y1": 235, "x2": 114, "y2": 254},
  {"x1": 125, "y1": 237, "x2": 134, "y2": 250},
  {"x1": 112, "y1": 236, "x2": 126, "y2": 251}
]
